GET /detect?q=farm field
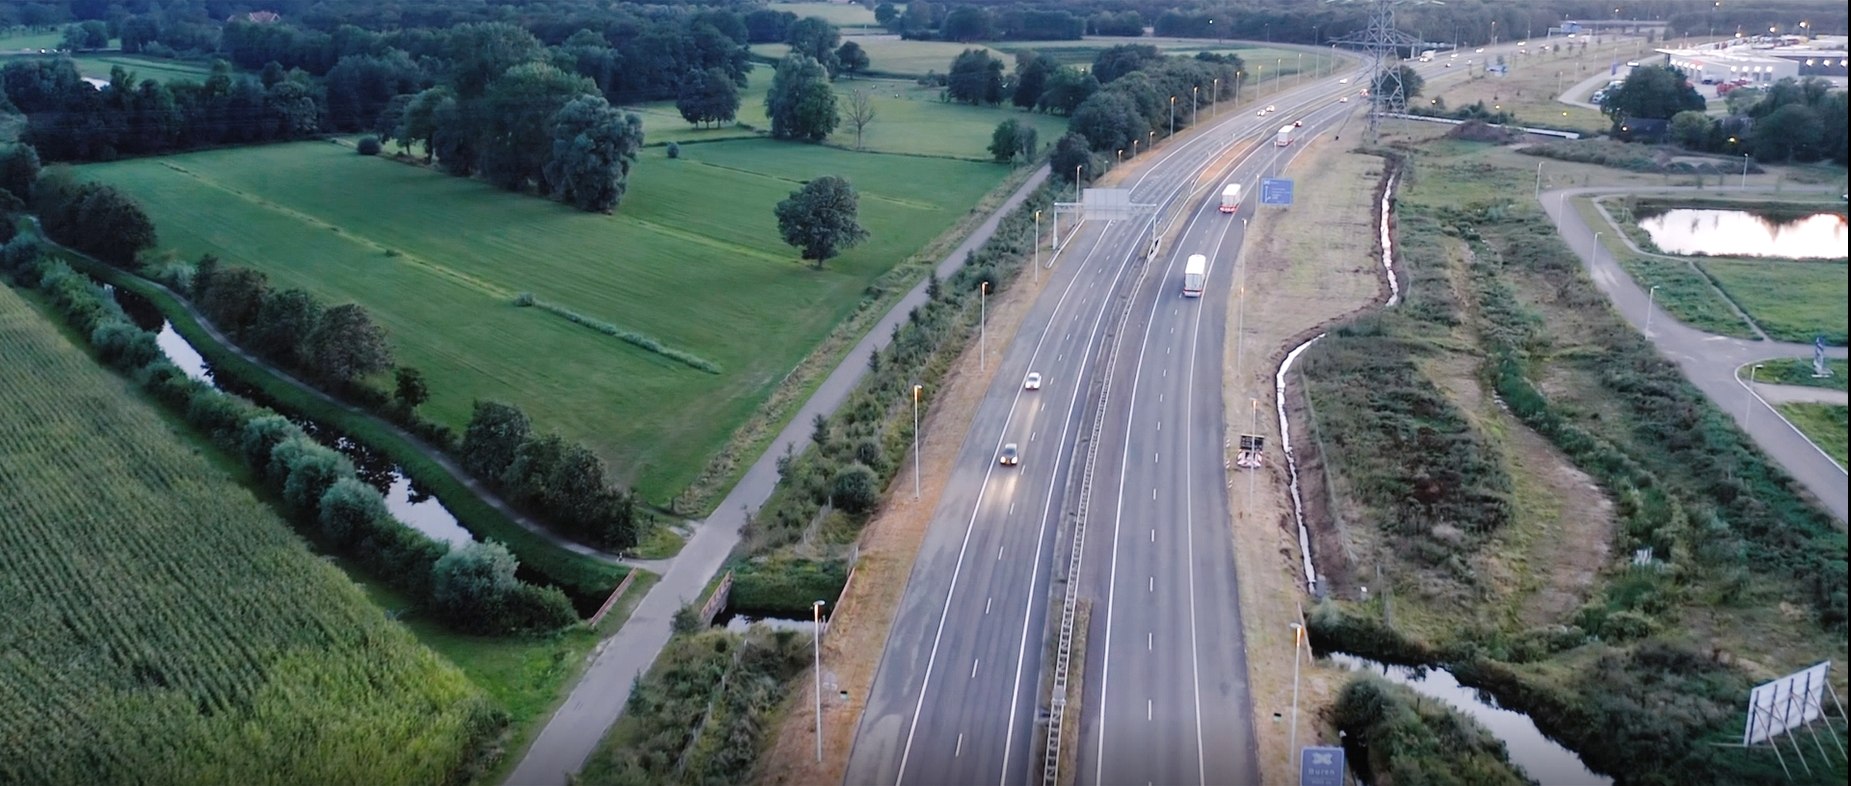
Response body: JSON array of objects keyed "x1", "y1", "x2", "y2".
[
  {"x1": 81, "y1": 138, "x2": 1004, "y2": 505},
  {"x1": 772, "y1": 1, "x2": 878, "y2": 28},
  {"x1": 625, "y1": 69, "x2": 1067, "y2": 159},
  {"x1": 754, "y1": 37, "x2": 1331, "y2": 81},
  {"x1": 1699, "y1": 258, "x2": 1848, "y2": 345},
  {"x1": 0, "y1": 28, "x2": 67, "y2": 52},
  {"x1": 0, "y1": 282, "x2": 495, "y2": 785},
  {"x1": 0, "y1": 51, "x2": 209, "y2": 82}
]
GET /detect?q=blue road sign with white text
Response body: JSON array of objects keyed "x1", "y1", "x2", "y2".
[
  {"x1": 1261, "y1": 177, "x2": 1294, "y2": 206},
  {"x1": 1300, "y1": 746, "x2": 1346, "y2": 786}
]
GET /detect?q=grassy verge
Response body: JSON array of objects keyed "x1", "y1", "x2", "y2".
[
  {"x1": 1699, "y1": 258, "x2": 1848, "y2": 345},
  {"x1": 1776, "y1": 403, "x2": 1849, "y2": 467},
  {"x1": 1305, "y1": 138, "x2": 1847, "y2": 786},
  {"x1": 575, "y1": 628, "x2": 809, "y2": 786},
  {"x1": 1748, "y1": 357, "x2": 1849, "y2": 391},
  {"x1": 1572, "y1": 197, "x2": 1759, "y2": 338},
  {"x1": 45, "y1": 242, "x2": 629, "y2": 602}
]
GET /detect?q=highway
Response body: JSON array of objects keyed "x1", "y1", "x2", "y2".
[{"x1": 846, "y1": 56, "x2": 1374, "y2": 786}]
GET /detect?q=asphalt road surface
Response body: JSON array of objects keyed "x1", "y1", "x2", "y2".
[{"x1": 846, "y1": 48, "x2": 1416, "y2": 786}]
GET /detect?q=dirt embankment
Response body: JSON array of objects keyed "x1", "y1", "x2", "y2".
[{"x1": 1222, "y1": 132, "x2": 1392, "y2": 786}]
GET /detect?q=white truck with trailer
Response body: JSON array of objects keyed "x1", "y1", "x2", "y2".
[
  {"x1": 1219, "y1": 184, "x2": 1242, "y2": 213},
  {"x1": 1182, "y1": 254, "x2": 1207, "y2": 297}
]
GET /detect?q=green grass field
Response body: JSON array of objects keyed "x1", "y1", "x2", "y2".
[
  {"x1": 772, "y1": 1, "x2": 878, "y2": 28},
  {"x1": 1777, "y1": 403, "x2": 1849, "y2": 467},
  {"x1": 1699, "y1": 258, "x2": 1848, "y2": 345},
  {"x1": 627, "y1": 69, "x2": 1068, "y2": 160},
  {"x1": 1749, "y1": 357, "x2": 1849, "y2": 391},
  {"x1": 1576, "y1": 198, "x2": 1759, "y2": 338},
  {"x1": 0, "y1": 28, "x2": 67, "y2": 52},
  {"x1": 755, "y1": 37, "x2": 1333, "y2": 82},
  {"x1": 0, "y1": 282, "x2": 494, "y2": 785},
  {"x1": 0, "y1": 51, "x2": 207, "y2": 82},
  {"x1": 81, "y1": 139, "x2": 1004, "y2": 504}
]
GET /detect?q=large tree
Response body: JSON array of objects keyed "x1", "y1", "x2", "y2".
[
  {"x1": 1037, "y1": 66, "x2": 1098, "y2": 115},
  {"x1": 479, "y1": 62, "x2": 596, "y2": 192},
  {"x1": 304, "y1": 304, "x2": 393, "y2": 385},
  {"x1": 947, "y1": 49, "x2": 1005, "y2": 105},
  {"x1": 544, "y1": 95, "x2": 645, "y2": 213},
  {"x1": 1371, "y1": 65, "x2": 1425, "y2": 104},
  {"x1": 1012, "y1": 51, "x2": 1053, "y2": 110},
  {"x1": 446, "y1": 22, "x2": 544, "y2": 99},
  {"x1": 1600, "y1": 64, "x2": 1703, "y2": 128},
  {"x1": 785, "y1": 17, "x2": 842, "y2": 76},
  {"x1": 775, "y1": 176, "x2": 869, "y2": 268},
  {"x1": 766, "y1": 54, "x2": 838, "y2": 142},
  {"x1": 836, "y1": 41, "x2": 871, "y2": 79},
  {"x1": 248, "y1": 288, "x2": 322, "y2": 366},
  {"x1": 462, "y1": 401, "x2": 532, "y2": 482},
  {"x1": 675, "y1": 67, "x2": 741, "y2": 127},
  {"x1": 0, "y1": 143, "x2": 40, "y2": 207}
]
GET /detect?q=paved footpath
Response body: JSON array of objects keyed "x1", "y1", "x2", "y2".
[
  {"x1": 1542, "y1": 185, "x2": 1847, "y2": 522},
  {"x1": 507, "y1": 165, "x2": 1052, "y2": 786}
]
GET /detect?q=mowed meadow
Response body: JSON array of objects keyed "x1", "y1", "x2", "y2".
[
  {"x1": 80, "y1": 138, "x2": 1004, "y2": 502},
  {"x1": 0, "y1": 284, "x2": 495, "y2": 785}
]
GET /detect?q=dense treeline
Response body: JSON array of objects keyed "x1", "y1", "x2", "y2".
[
  {"x1": 1332, "y1": 675, "x2": 1532, "y2": 786},
  {"x1": 0, "y1": 231, "x2": 575, "y2": 637},
  {"x1": 462, "y1": 400, "x2": 645, "y2": 553},
  {"x1": 4, "y1": 58, "x2": 325, "y2": 160},
  {"x1": 1623, "y1": 74, "x2": 1849, "y2": 165}
]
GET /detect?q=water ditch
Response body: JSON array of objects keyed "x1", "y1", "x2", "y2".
[
  {"x1": 107, "y1": 284, "x2": 478, "y2": 549},
  {"x1": 1274, "y1": 169, "x2": 1604, "y2": 783},
  {"x1": 1326, "y1": 653, "x2": 1611, "y2": 785},
  {"x1": 1636, "y1": 207, "x2": 1847, "y2": 259}
]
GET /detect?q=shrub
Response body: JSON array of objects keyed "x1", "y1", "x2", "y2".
[
  {"x1": 431, "y1": 541, "x2": 521, "y2": 634},
  {"x1": 356, "y1": 135, "x2": 382, "y2": 155},
  {"x1": 183, "y1": 387, "x2": 255, "y2": 446},
  {"x1": 666, "y1": 141, "x2": 681, "y2": 159},
  {"x1": 728, "y1": 558, "x2": 847, "y2": 617},
  {"x1": 830, "y1": 462, "x2": 880, "y2": 513},
  {"x1": 241, "y1": 414, "x2": 303, "y2": 474},
  {"x1": 318, "y1": 477, "x2": 392, "y2": 546},
  {"x1": 278, "y1": 439, "x2": 355, "y2": 513},
  {"x1": 90, "y1": 320, "x2": 163, "y2": 370}
]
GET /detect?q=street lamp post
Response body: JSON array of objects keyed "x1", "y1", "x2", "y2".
[
  {"x1": 812, "y1": 600, "x2": 826, "y2": 762},
  {"x1": 979, "y1": 282, "x2": 988, "y2": 370},
  {"x1": 1169, "y1": 95, "x2": 1176, "y2": 136},
  {"x1": 1212, "y1": 77, "x2": 1219, "y2": 117},
  {"x1": 912, "y1": 385, "x2": 922, "y2": 498},
  {"x1": 1289, "y1": 622, "x2": 1305, "y2": 773},
  {"x1": 1116, "y1": 148, "x2": 1123, "y2": 165},
  {"x1": 1192, "y1": 85, "x2": 1198, "y2": 127},
  {"x1": 1744, "y1": 364, "x2": 1764, "y2": 420},
  {"x1": 1644, "y1": 285, "x2": 1658, "y2": 335},
  {"x1": 1741, "y1": 153, "x2": 1750, "y2": 187},
  {"x1": 1535, "y1": 161, "x2": 1545, "y2": 195},
  {"x1": 1033, "y1": 209, "x2": 1041, "y2": 285},
  {"x1": 1590, "y1": 231, "x2": 1602, "y2": 263},
  {"x1": 1075, "y1": 164, "x2": 1083, "y2": 202},
  {"x1": 1296, "y1": 53, "x2": 1304, "y2": 85}
]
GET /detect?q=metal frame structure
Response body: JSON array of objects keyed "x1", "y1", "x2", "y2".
[{"x1": 1328, "y1": 0, "x2": 1430, "y2": 144}]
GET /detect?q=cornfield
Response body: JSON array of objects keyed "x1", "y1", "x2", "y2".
[{"x1": 0, "y1": 285, "x2": 499, "y2": 785}]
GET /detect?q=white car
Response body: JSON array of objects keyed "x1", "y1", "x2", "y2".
[
  {"x1": 1444, "y1": 62, "x2": 1452, "y2": 67},
  {"x1": 1338, "y1": 96, "x2": 1349, "y2": 103},
  {"x1": 1339, "y1": 77, "x2": 1349, "y2": 84},
  {"x1": 999, "y1": 443, "x2": 1020, "y2": 466},
  {"x1": 1626, "y1": 60, "x2": 1640, "y2": 67},
  {"x1": 1475, "y1": 47, "x2": 1485, "y2": 53},
  {"x1": 1266, "y1": 104, "x2": 1275, "y2": 113},
  {"x1": 1450, "y1": 53, "x2": 1458, "y2": 58},
  {"x1": 1024, "y1": 372, "x2": 1042, "y2": 390}
]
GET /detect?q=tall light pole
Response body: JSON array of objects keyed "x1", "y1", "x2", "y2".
[
  {"x1": 1212, "y1": 77, "x2": 1219, "y2": 116},
  {"x1": 980, "y1": 281, "x2": 988, "y2": 369},
  {"x1": 1032, "y1": 209, "x2": 1041, "y2": 285},
  {"x1": 1590, "y1": 231, "x2": 1602, "y2": 263},
  {"x1": 1075, "y1": 163, "x2": 1083, "y2": 202},
  {"x1": 1169, "y1": 95, "x2": 1177, "y2": 136},
  {"x1": 1116, "y1": 148, "x2": 1123, "y2": 165},
  {"x1": 813, "y1": 599, "x2": 826, "y2": 762},
  {"x1": 1744, "y1": 363, "x2": 1763, "y2": 420},
  {"x1": 1644, "y1": 285, "x2": 1659, "y2": 335},
  {"x1": 1741, "y1": 153, "x2": 1750, "y2": 187},
  {"x1": 1288, "y1": 621, "x2": 1305, "y2": 774},
  {"x1": 1296, "y1": 52, "x2": 1304, "y2": 85},
  {"x1": 1234, "y1": 70, "x2": 1242, "y2": 106},
  {"x1": 1535, "y1": 161, "x2": 1545, "y2": 195},
  {"x1": 912, "y1": 385, "x2": 922, "y2": 498},
  {"x1": 1192, "y1": 85, "x2": 1198, "y2": 127}
]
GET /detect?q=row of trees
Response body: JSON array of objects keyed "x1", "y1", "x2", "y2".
[
  {"x1": 0, "y1": 234, "x2": 575, "y2": 636},
  {"x1": 1063, "y1": 48, "x2": 1246, "y2": 161},
  {"x1": 190, "y1": 258, "x2": 397, "y2": 388},
  {"x1": 462, "y1": 401, "x2": 642, "y2": 552},
  {"x1": 1647, "y1": 75, "x2": 1848, "y2": 165},
  {"x1": 875, "y1": 1, "x2": 1103, "y2": 42},
  {"x1": 4, "y1": 59, "x2": 324, "y2": 161}
]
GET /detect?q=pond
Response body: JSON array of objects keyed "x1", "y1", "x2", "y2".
[
  {"x1": 1327, "y1": 652, "x2": 1610, "y2": 786},
  {"x1": 103, "y1": 283, "x2": 476, "y2": 549},
  {"x1": 1637, "y1": 208, "x2": 1848, "y2": 259}
]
